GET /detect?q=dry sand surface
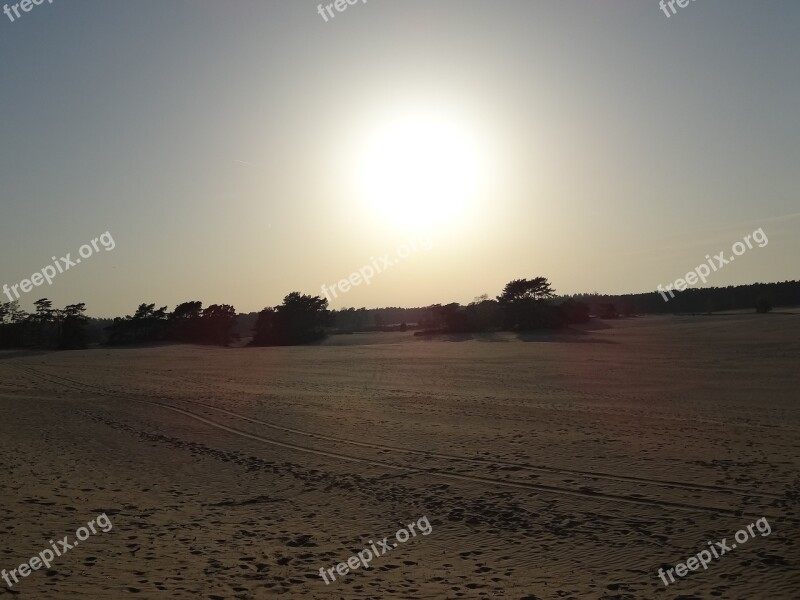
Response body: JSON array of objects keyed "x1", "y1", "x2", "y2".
[{"x1": 1, "y1": 314, "x2": 798, "y2": 599}]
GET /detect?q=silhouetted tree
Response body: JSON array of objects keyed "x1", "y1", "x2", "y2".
[
  {"x1": 60, "y1": 303, "x2": 89, "y2": 349},
  {"x1": 251, "y1": 292, "x2": 330, "y2": 346},
  {"x1": 0, "y1": 301, "x2": 27, "y2": 348},
  {"x1": 104, "y1": 303, "x2": 163, "y2": 344},
  {"x1": 497, "y1": 277, "x2": 561, "y2": 330},
  {"x1": 31, "y1": 298, "x2": 56, "y2": 346},
  {"x1": 201, "y1": 304, "x2": 238, "y2": 346},
  {"x1": 464, "y1": 296, "x2": 501, "y2": 331},
  {"x1": 252, "y1": 307, "x2": 278, "y2": 343},
  {"x1": 131, "y1": 303, "x2": 168, "y2": 340},
  {"x1": 498, "y1": 278, "x2": 556, "y2": 303},
  {"x1": 169, "y1": 301, "x2": 203, "y2": 342}
]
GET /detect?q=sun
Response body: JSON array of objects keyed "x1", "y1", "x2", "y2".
[{"x1": 356, "y1": 112, "x2": 486, "y2": 229}]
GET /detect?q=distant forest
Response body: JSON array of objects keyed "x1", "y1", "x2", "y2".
[{"x1": 0, "y1": 279, "x2": 797, "y2": 350}]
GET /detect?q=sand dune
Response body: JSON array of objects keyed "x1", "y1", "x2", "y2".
[{"x1": 1, "y1": 313, "x2": 798, "y2": 598}]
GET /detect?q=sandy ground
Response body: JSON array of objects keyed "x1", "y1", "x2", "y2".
[{"x1": 0, "y1": 313, "x2": 798, "y2": 599}]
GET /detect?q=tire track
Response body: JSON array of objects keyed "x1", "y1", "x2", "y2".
[
  {"x1": 8, "y1": 363, "x2": 789, "y2": 520},
  {"x1": 11, "y1": 363, "x2": 783, "y2": 501},
  {"x1": 92, "y1": 395, "x2": 786, "y2": 518}
]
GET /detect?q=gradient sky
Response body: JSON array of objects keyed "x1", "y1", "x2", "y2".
[{"x1": 1, "y1": 0, "x2": 798, "y2": 317}]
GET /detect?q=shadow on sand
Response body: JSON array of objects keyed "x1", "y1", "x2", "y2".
[{"x1": 415, "y1": 328, "x2": 617, "y2": 344}]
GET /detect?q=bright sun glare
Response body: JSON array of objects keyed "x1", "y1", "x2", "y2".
[{"x1": 357, "y1": 113, "x2": 485, "y2": 229}]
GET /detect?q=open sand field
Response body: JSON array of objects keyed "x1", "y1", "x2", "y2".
[{"x1": 1, "y1": 314, "x2": 798, "y2": 599}]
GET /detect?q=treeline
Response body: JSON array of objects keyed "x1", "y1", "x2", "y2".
[
  {"x1": 101, "y1": 294, "x2": 332, "y2": 347},
  {"x1": 0, "y1": 294, "x2": 332, "y2": 350},
  {"x1": 1, "y1": 279, "x2": 795, "y2": 351},
  {"x1": 414, "y1": 278, "x2": 590, "y2": 334},
  {"x1": 237, "y1": 306, "x2": 429, "y2": 334},
  {"x1": 0, "y1": 299, "x2": 89, "y2": 349},
  {"x1": 327, "y1": 280, "x2": 800, "y2": 329},
  {"x1": 564, "y1": 280, "x2": 799, "y2": 316},
  {"x1": 105, "y1": 302, "x2": 239, "y2": 346}
]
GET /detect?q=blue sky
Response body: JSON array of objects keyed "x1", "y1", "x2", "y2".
[{"x1": 1, "y1": 1, "x2": 798, "y2": 316}]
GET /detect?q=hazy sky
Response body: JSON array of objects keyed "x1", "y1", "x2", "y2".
[{"x1": 1, "y1": 0, "x2": 798, "y2": 317}]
